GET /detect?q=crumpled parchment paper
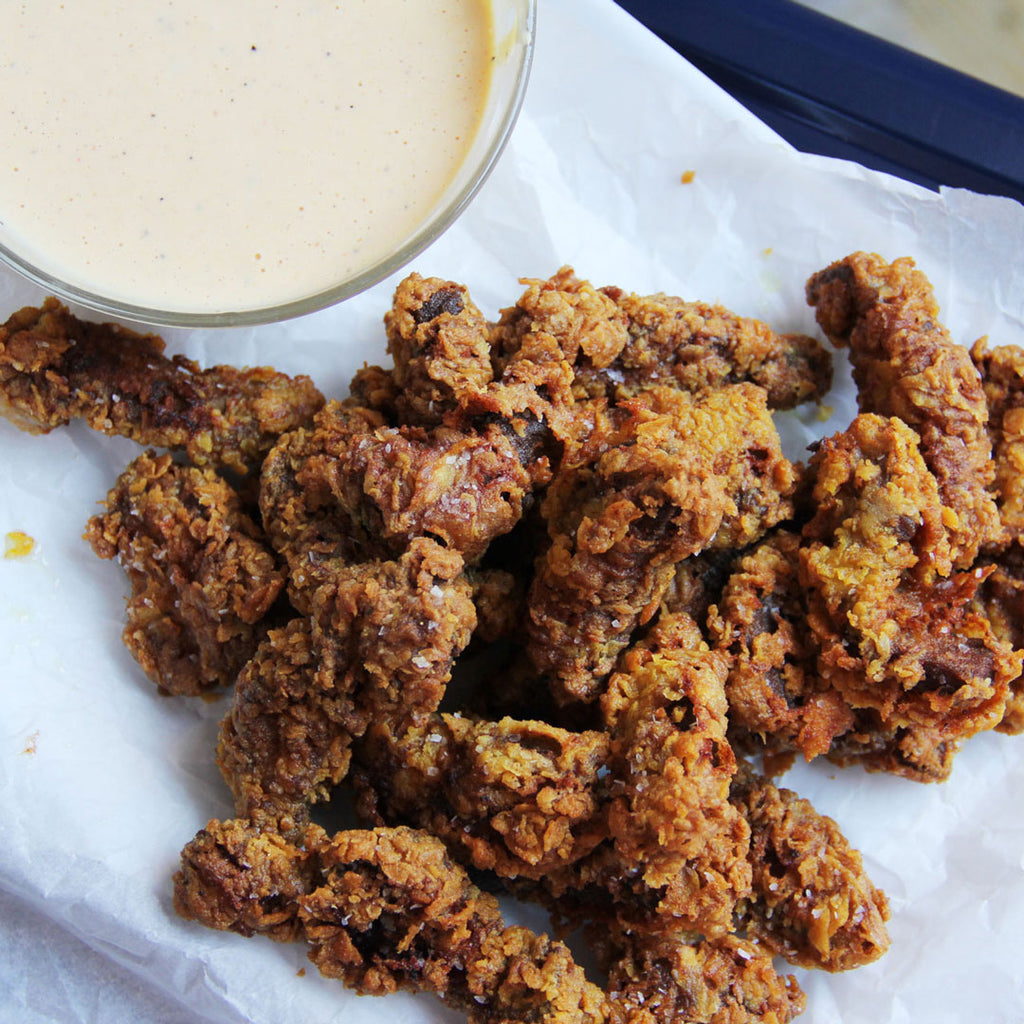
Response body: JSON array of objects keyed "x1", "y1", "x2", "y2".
[{"x1": 1, "y1": 1, "x2": 1023, "y2": 1022}]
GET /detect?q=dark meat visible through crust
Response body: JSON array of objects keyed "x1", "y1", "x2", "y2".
[
  {"x1": 491, "y1": 266, "x2": 833, "y2": 410},
  {"x1": 807, "y1": 251, "x2": 999, "y2": 566},
  {"x1": 0, "y1": 298, "x2": 324, "y2": 474},
  {"x1": 525, "y1": 384, "x2": 797, "y2": 706},
  {"x1": 85, "y1": 450, "x2": 285, "y2": 695},
  {"x1": 174, "y1": 820, "x2": 606, "y2": 1024}
]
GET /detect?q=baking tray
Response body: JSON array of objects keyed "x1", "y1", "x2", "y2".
[{"x1": 615, "y1": 0, "x2": 1024, "y2": 202}]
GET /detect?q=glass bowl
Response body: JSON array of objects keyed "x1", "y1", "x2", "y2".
[{"x1": 0, "y1": 0, "x2": 536, "y2": 328}]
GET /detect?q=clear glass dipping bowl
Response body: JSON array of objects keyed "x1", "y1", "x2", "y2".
[{"x1": 0, "y1": 0, "x2": 536, "y2": 328}]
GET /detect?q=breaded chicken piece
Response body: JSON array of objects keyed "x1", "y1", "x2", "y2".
[
  {"x1": 260, "y1": 401, "x2": 532, "y2": 605},
  {"x1": 0, "y1": 298, "x2": 323, "y2": 474},
  {"x1": 491, "y1": 266, "x2": 832, "y2": 410},
  {"x1": 599, "y1": 929, "x2": 806, "y2": 1024},
  {"x1": 175, "y1": 821, "x2": 605, "y2": 1024},
  {"x1": 527, "y1": 385, "x2": 796, "y2": 705},
  {"x1": 807, "y1": 251, "x2": 999, "y2": 566},
  {"x1": 971, "y1": 337, "x2": 1024, "y2": 549},
  {"x1": 382, "y1": 272, "x2": 495, "y2": 425},
  {"x1": 708, "y1": 530, "x2": 853, "y2": 766},
  {"x1": 800, "y1": 414, "x2": 1018, "y2": 736},
  {"x1": 731, "y1": 770, "x2": 891, "y2": 972},
  {"x1": 216, "y1": 619, "x2": 352, "y2": 834},
  {"x1": 85, "y1": 450, "x2": 284, "y2": 695},
  {"x1": 353, "y1": 714, "x2": 611, "y2": 879}
]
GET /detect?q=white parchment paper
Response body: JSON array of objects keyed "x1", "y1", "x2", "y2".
[{"x1": 2, "y1": 1, "x2": 1023, "y2": 1021}]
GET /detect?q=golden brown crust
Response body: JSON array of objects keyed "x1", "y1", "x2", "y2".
[
  {"x1": 800, "y1": 414, "x2": 1019, "y2": 735},
  {"x1": 216, "y1": 619, "x2": 353, "y2": 833},
  {"x1": 175, "y1": 821, "x2": 606, "y2": 1024},
  {"x1": 84, "y1": 450, "x2": 284, "y2": 695},
  {"x1": 353, "y1": 714, "x2": 611, "y2": 879},
  {"x1": 526, "y1": 385, "x2": 796, "y2": 706},
  {"x1": 10, "y1": 263, "x2": 960, "y2": 1021},
  {"x1": 601, "y1": 930, "x2": 806, "y2": 1024},
  {"x1": 731, "y1": 771, "x2": 890, "y2": 972},
  {"x1": 0, "y1": 298, "x2": 324, "y2": 474},
  {"x1": 971, "y1": 337, "x2": 1024, "y2": 550},
  {"x1": 807, "y1": 251, "x2": 998, "y2": 566},
  {"x1": 492, "y1": 266, "x2": 832, "y2": 411}
]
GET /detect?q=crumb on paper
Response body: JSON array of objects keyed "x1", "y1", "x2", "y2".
[
  {"x1": 763, "y1": 247, "x2": 773, "y2": 257},
  {"x1": 680, "y1": 169, "x2": 695, "y2": 184},
  {"x1": 22, "y1": 731, "x2": 39, "y2": 755},
  {"x1": 297, "y1": 968, "x2": 306, "y2": 978},
  {"x1": 4, "y1": 531, "x2": 35, "y2": 559},
  {"x1": 817, "y1": 403, "x2": 834, "y2": 422}
]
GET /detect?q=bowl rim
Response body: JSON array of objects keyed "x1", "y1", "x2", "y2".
[{"x1": 0, "y1": 0, "x2": 537, "y2": 329}]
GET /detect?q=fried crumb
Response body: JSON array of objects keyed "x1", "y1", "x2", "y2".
[{"x1": 4, "y1": 530, "x2": 35, "y2": 559}]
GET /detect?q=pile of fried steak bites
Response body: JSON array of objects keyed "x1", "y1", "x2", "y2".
[{"x1": 4, "y1": 250, "x2": 1023, "y2": 1023}]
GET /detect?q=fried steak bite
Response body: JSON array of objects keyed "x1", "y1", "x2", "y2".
[
  {"x1": 492, "y1": 266, "x2": 832, "y2": 410},
  {"x1": 11, "y1": 261, "x2": 936, "y2": 1022},
  {"x1": 353, "y1": 714, "x2": 611, "y2": 879},
  {"x1": 175, "y1": 820, "x2": 605, "y2": 1024},
  {"x1": 85, "y1": 450, "x2": 284, "y2": 695},
  {"x1": 972, "y1": 337, "x2": 1024, "y2": 549},
  {"x1": 218, "y1": 538, "x2": 476, "y2": 832},
  {"x1": 216, "y1": 618, "x2": 352, "y2": 835},
  {"x1": 800, "y1": 413, "x2": 1018, "y2": 737},
  {"x1": 600, "y1": 930, "x2": 806, "y2": 1024},
  {"x1": 731, "y1": 770, "x2": 890, "y2": 972},
  {"x1": 708, "y1": 530, "x2": 853, "y2": 767},
  {"x1": 260, "y1": 400, "x2": 533, "y2": 605},
  {"x1": 381, "y1": 272, "x2": 495, "y2": 425},
  {"x1": 526, "y1": 384, "x2": 797, "y2": 706},
  {"x1": 0, "y1": 298, "x2": 323, "y2": 474},
  {"x1": 807, "y1": 251, "x2": 999, "y2": 566}
]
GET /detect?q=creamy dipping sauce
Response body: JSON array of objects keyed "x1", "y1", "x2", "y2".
[{"x1": 0, "y1": 1, "x2": 493, "y2": 314}]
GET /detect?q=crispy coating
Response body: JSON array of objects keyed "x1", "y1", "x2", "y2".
[
  {"x1": 971, "y1": 546, "x2": 1024, "y2": 734},
  {"x1": 308, "y1": 537, "x2": 477, "y2": 739},
  {"x1": 260, "y1": 401, "x2": 532, "y2": 603},
  {"x1": 527, "y1": 385, "x2": 796, "y2": 705},
  {"x1": 382, "y1": 272, "x2": 495, "y2": 425},
  {"x1": 824, "y1": 710, "x2": 961, "y2": 783},
  {"x1": 7, "y1": 267, "x2": 932, "y2": 1021},
  {"x1": 0, "y1": 298, "x2": 324, "y2": 474},
  {"x1": 708, "y1": 530, "x2": 853, "y2": 765},
  {"x1": 600, "y1": 613, "x2": 746, "y2": 891},
  {"x1": 353, "y1": 714, "x2": 611, "y2": 879},
  {"x1": 600, "y1": 930, "x2": 805, "y2": 1024},
  {"x1": 731, "y1": 771, "x2": 890, "y2": 972},
  {"x1": 492, "y1": 266, "x2": 832, "y2": 410},
  {"x1": 217, "y1": 539, "x2": 475, "y2": 834},
  {"x1": 85, "y1": 450, "x2": 284, "y2": 695},
  {"x1": 659, "y1": 547, "x2": 741, "y2": 637},
  {"x1": 175, "y1": 820, "x2": 605, "y2": 1024},
  {"x1": 800, "y1": 414, "x2": 1018, "y2": 735},
  {"x1": 173, "y1": 817, "x2": 315, "y2": 942},
  {"x1": 326, "y1": 423, "x2": 533, "y2": 562},
  {"x1": 258, "y1": 401, "x2": 390, "y2": 598},
  {"x1": 971, "y1": 337, "x2": 1024, "y2": 549},
  {"x1": 807, "y1": 252, "x2": 998, "y2": 565},
  {"x1": 216, "y1": 619, "x2": 352, "y2": 833}
]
